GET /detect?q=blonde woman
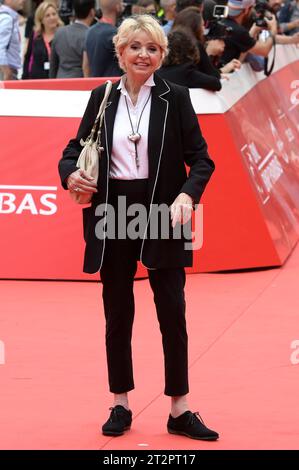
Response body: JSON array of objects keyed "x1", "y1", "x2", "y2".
[
  {"x1": 59, "y1": 15, "x2": 218, "y2": 441},
  {"x1": 22, "y1": 1, "x2": 63, "y2": 79}
]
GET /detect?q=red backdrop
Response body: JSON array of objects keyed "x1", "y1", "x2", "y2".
[{"x1": 1, "y1": 47, "x2": 299, "y2": 279}]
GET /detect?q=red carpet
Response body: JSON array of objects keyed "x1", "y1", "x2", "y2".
[{"x1": 1, "y1": 245, "x2": 299, "y2": 450}]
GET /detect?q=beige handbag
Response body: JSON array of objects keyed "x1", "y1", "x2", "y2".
[{"x1": 69, "y1": 80, "x2": 113, "y2": 204}]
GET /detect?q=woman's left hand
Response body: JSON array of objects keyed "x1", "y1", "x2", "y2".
[{"x1": 170, "y1": 193, "x2": 193, "y2": 228}]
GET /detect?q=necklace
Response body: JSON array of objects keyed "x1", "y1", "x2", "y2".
[{"x1": 124, "y1": 91, "x2": 151, "y2": 168}]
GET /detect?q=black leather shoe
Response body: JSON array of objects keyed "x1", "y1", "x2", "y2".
[
  {"x1": 102, "y1": 405, "x2": 132, "y2": 436},
  {"x1": 167, "y1": 411, "x2": 219, "y2": 441}
]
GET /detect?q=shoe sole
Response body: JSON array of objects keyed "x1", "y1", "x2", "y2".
[
  {"x1": 168, "y1": 428, "x2": 219, "y2": 441},
  {"x1": 102, "y1": 425, "x2": 131, "y2": 437}
]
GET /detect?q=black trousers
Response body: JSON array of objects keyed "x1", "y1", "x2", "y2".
[{"x1": 100, "y1": 179, "x2": 189, "y2": 396}]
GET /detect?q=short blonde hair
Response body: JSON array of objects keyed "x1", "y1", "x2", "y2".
[
  {"x1": 113, "y1": 15, "x2": 168, "y2": 70},
  {"x1": 34, "y1": 2, "x2": 64, "y2": 36}
]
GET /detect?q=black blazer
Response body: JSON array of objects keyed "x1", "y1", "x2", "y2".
[
  {"x1": 22, "y1": 33, "x2": 51, "y2": 80},
  {"x1": 58, "y1": 74, "x2": 215, "y2": 273},
  {"x1": 158, "y1": 62, "x2": 222, "y2": 91}
]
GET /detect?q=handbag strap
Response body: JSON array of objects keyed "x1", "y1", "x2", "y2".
[{"x1": 89, "y1": 80, "x2": 113, "y2": 142}]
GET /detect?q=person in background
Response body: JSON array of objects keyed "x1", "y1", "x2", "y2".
[
  {"x1": 24, "y1": 0, "x2": 47, "y2": 47},
  {"x1": 158, "y1": 27, "x2": 222, "y2": 89},
  {"x1": 0, "y1": 0, "x2": 25, "y2": 80},
  {"x1": 58, "y1": 14, "x2": 219, "y2": 441},
  {"x1": 204, "y1": 21, "x2": 242, "y2": 73},
  {"x1": 83, "y1": 0, "x2": 123, "y2": 77},
  {"x1": 206, "y1": 37, "x2": 241, "y2": 73},
  {"x1": 220, "y1": 0, "x2": 299, "y2": 70},
  {"x1": 279, "y1": 0, "x2": 299, "y2": 35},
  {"x1": 161, "y1": 0, "x2": 176, "y2": 34},
  {"x1": 202, "y1": 0, "x2": 216, "y2": 22},
  {"x1": 220, "y1": 0, "x2": 276, "y2": 66},
  {"x1": 172, "y1": 7, "x2": 222, "y2": 79},
  {"x1": 132, "y1": 0, "x2": 158, "y2": 15},
  {"x1": 50, "y1": 0, "x2": 95, "y2": 78},
  {"x1": 22, "y1": 1, "x2": 63, "y2": 79}
]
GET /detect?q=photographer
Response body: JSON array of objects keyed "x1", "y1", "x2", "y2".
[
  {"x1": 254, "y1": 0, "x2": 299, "y2": 44},
  {"x1": 220, "y1": 0, "x2": 277, "y2": 66},
  {"x1": 204, "y1": 20, "x2": 242, "y2": 73}
]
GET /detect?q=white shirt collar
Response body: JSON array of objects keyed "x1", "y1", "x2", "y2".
[{"x1": 117, "y1": 74, "x2": 156, "y2": 95}]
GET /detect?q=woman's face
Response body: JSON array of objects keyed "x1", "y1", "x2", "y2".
[
  {"x1": 120, "y1": 30, "x2": 163, "y2": 80},
  {"x1": 42, "y1": 6, "x2": 59, "y2": 31}
]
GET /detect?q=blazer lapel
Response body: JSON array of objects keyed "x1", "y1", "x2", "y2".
[
  {"x1": 103, "y1": 82, "x2": 121, "y2": 158},
  {"x1": 147, "y1": 74, "x2": 170, "y2": 201}
]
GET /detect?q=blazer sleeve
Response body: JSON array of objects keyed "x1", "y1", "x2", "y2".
[
  {"x1": 178, "y1": 87, "x2": 215, "y2": 204},
  {"x1": 187, "y1": 63, "x2": 222, "y2": 91},
  {"x1": 58, "y1": 87, "x2": 103, "y2": 189}
]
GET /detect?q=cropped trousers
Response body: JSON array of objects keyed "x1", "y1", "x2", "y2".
[{"x1": 100, "y1": 179, "x2": 189, "y2": 396}]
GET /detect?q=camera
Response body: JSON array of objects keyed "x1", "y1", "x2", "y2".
[
  {"x1": 204, "y1": 5, "x2": 231, "y2": 40},
  {"x1": 213, "y1": 5, "x2": 229, "y2": 19},
  {"x1": 253, "y1": 0, "x2": 273, "y2": 29}
]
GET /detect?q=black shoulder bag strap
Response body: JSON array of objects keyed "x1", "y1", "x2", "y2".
[{"x1": 264, "y1": 34, "x2": 276, "y2": 77}]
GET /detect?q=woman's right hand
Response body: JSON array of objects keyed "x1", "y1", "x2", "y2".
[{"x1": 66, "y1": 169, "x2": 98, "y2": 194}]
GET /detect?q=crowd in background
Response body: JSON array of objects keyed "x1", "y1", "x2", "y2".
[{"x1": 1, "y1": 0, "x2": 299, "y2": 88}]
